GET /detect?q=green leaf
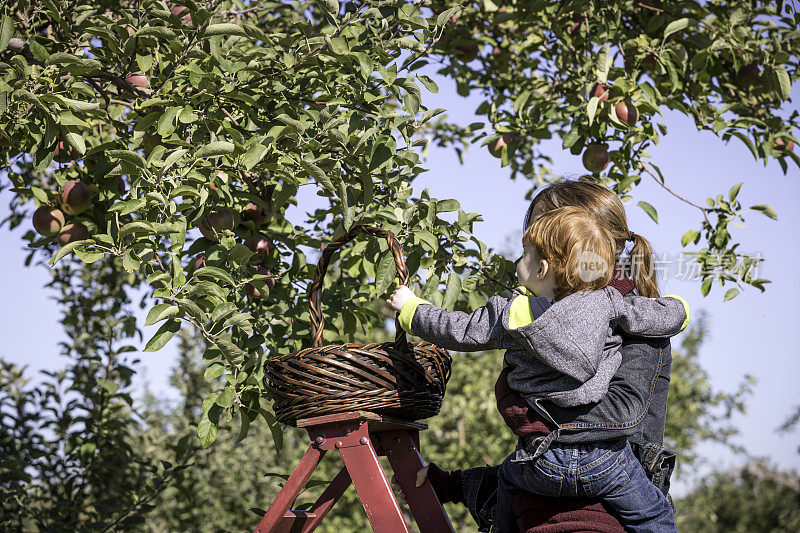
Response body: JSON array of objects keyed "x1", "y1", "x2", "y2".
[
  {"x1": 204, "y1": 363, "x2": 225, "y2": 380},
  {"x1": 374, "y1": 252, "x2": 396, "y2": 296},
  {"x1": 728, "y1": 183, "x2": 743, "y2": 202},
  {"x1": 216, "y1": 386, "x2": 235, "y2": 408},
  {"x1": 637, "y1": 201, "x2": 658, "y2": 223},
  {"x1": 243, "y1": 142, "x2": 268, "y2": 170},
  {"x1": 750, "y1": 204, "x2": 777, "y2": 220},
  {"x1": 314, "y1": 0, "x2": 339, "y2": 17},
  {"x1": 775, "y1": 66, "x2": 791, "y2": 100},
  {"x1": 587, "y1": 96, "x2": 600, "y2": 126},
  {"x1": 594, "y1": 44, "x2": 610, "y2": 82},
  {"x1": 700, "y1": 277, "x2": 712, "y2": 296},
  {"x1": 48, "y1": 239, "x2": 91, "y2": 266},
  {"x1": 157, "y1": 106, "x2": 179, "y2": 137},
  {"x1": 417, "y1": 75, "x2": 439, "y2": 93},
  {"x1": 143, "y1": 319, "x2": 181, "y2": 352},
  {"x1": 60, "y1": 97, "x2": 99, "y2": 112},
  {"x1": 194, "y1": 266, "x2": 235, "y2": 286},
  {"x1": 145, "y1": 303, "x2": 180, "y2": 326},
  {"x1": 681, "y1": 230, "x2": 699, "y2": 247},
  {"x1": 0, "y1": 16, "x2": 12, "y2": 52},
  {"x1": 197, "y1": 415, "x2": 219, "y2": 448},
  {"x1": 204, "y1": 23, "x2": 248, "y2": 37},
  {"x1": 195, "y1": 141, "x2": 235, "y2": 159},
  {"x1": 442, "y1": 272, "x2": 462, "y2": 311},
  {"x1": 663, "y1": 18, "x2": 692, "y2": 40},
  {"x1": 108, "y1": 149, "x2": 147, "y2": 168},
  {"x1": 723, "y1": 288, "x2": 740, "y2": 301},
  {"x1": 214, "y1": 335, "x2": 246, "y2": 363},
  {"x1": 300, "y1": 161, "x2": 335, "y2": 194},
  {"x1": 436, "y1": 199, "x2": 460, "y2": 213},
  {"x1": 64, "y1": 131, "x2": 86, "y2": 155}
]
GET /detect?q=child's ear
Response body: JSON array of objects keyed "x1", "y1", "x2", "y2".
[{"x1": 537, "y1": 259, "x2": 549, "y2": 279}]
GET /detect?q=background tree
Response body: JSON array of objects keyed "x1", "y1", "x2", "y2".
[{"x1": 675, "y1": 459, "x2": 800, "y2": 532}]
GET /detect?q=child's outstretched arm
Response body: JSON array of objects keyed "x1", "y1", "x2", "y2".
[
  {"x1": 607, "y1": 289, "x2": 689, "y2": 338},
  {"x1": 387, "y1": 286, "x2": 511, "y2": 352}
]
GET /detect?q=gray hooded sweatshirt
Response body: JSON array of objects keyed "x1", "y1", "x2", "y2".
[{"x1": 402, "y1": 286, "x2": 688, "y2": 408}]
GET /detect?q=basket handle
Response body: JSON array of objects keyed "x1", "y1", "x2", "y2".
[{"x1": 309, "y1": 225, "x2": 411, "y2": 350}]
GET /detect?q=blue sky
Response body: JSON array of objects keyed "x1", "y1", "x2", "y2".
[{"x1": 1, "y1": 73, "x2": 798, "y2": 495}]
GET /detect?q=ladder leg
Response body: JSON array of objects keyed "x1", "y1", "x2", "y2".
[
  {"x1": 378, "y1": 430, "x2": 454, "y2": 533},
  {"x1": 300, "y1": 466, "x2": 352, "y2": 533},
  {"x1": 340, "y1": 439, "x2": 411, "y2": 533},
  {"x1": 255, "y1": 444, "x2": 326, "y2": 533}
]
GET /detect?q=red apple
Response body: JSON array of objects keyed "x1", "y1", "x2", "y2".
[
  {"x1": 775, "y1": 138, "x2": 795, "y2": 152},
  {"x1": 58, "y1": 222, "x2": 89, "y2": 245},
  {"x1": 125, "y1": 71, "x2": 148, "y2": 88},
  {"x1": 591, "y1": 83, "x2": 610, "y2": 103},
  {"x1": 615, "y1": 100, "x2": 639, "y2": 126},
  {"x1": 116, "y1": 175, "x2": 126, "y2": 195},
  {"x1": 170, "y1": 4, "x2": 192, "y2": 22},
  {"x1": 242, "y1": 203, "x2": 273, "y2": 224},
  {"x1": 198, "y1": 209, "x2": 234, "y2": 241},
  {"x1": 567, "y1": 13, "x2": 587, "y2": 34},
  {"x1": 245, "y1": 235, "x2": 271, "y2": 256},
  {"x1": 453, "y1": 43, "x2": 479, "y2": 62},
  {"x1": 245, "y1": 266, "x2": 275, "y2": 298},
  {"x1": 582, "y1": 144, "x2": 610, "y2": 173},
  {"x1": 59, "y1": 180, "x2": 92, "y2": 215},
  {"x1": 32, "y1": 206, "x2": 65, "y2": 237},
  {"x1": 488, "y1": 133, "x2": 518, "y2": 158},
  {"x1": 53, "y1": 141, "x2": 75, "y2": 163},
  {"x1": 736, "y1": 63, "x2": 760, "y2": 87}
]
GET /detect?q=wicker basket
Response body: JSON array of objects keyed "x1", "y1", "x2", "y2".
[{"x1": 264, "y1": 225, "x2": 451, "y2": 426}]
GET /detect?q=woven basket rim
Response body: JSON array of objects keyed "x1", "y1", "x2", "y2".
[{"x1": 268, "y1": 340, "x2": 446, "y2": 361}]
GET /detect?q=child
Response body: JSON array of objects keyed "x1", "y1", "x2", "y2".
[{"x1": 387, "y1": 206, "x2": 687, "y2": 533}]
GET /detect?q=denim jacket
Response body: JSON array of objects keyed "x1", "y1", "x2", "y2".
[{"x1": 519, "y1": 335, "x2": 676, "y2": 499}]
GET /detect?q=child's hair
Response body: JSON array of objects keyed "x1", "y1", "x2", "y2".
[
  {"x1": 523, "y1": 206, "x2": 616, "y2": 301},
  {"x1": 523, "y1": 179, "x2": 659, "y2": 298}
]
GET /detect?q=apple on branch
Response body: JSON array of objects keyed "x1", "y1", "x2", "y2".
[
  {"x1": 615, "y1": 100, "x2": 639, "y2": 126},
  {"x1": 58, "y1": 222, "x2": 89, "y2": 245},
  {"x1": 124, "y1": 71, "x2": 149, "y2": 88},
  {"x1": 59, "y1": 180, "x2": 92, "y2": 215},
  {"x1": 198, "y1": 209, "x2": 235, "y2": 241},
  {"x1": 245, "y1": 235, "x2": 271, "y2": 256},
  {"x1": 488, "y1": 133, "x2": 518, "y2": 158},
  {"x1": 582, "y1": 143, "x2": 610, "y2": 173},
  {"x1": 32, "y1": 206, "x2": 66, "y2": 237},
  {"x1": 591, "y1": 83, "x2": 611, "y2": 103},
  {"x1": 245, "y1": 266, "x2": 276, "y2": 299}
]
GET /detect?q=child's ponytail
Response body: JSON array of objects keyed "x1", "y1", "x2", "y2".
[{"x1": 627, "y1": 231, "x2": 659, "y2": 298}]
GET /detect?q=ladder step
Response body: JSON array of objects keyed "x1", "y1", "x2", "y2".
[{"x1": 284, "y1": 510, "x2": 317, "y2": 519}]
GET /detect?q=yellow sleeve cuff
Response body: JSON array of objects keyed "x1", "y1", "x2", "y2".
[
  {"x1": 508, "y1": 295, "x2": 535, "y2": 329},
  {"x1": 664, "y1": 294, "x2": 690, "y2": 331},
  {"x1": 398, "y1": 296, "x2": 432, "y2": 334}
]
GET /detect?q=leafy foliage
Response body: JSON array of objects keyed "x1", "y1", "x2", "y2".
[
  {"x1": 0, "y1": 259, "x2": 183, "y2": 531},
  {"x1": 676, "y1": 459, "x2": 800, "y2": 532}
]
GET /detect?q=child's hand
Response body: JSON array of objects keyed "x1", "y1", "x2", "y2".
[{"x1": 387, "y1": 286, "x2": 415, "y2": 312}]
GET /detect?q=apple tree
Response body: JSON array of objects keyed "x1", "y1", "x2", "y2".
[{"x1": 0, "y1": 0, "x2": 797, "y2": 454}]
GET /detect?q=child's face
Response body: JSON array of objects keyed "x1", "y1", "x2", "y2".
[{"x1": 516, "y1": 246, "x2": 554, "y2": 298}]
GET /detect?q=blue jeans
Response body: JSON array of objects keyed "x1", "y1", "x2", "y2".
[{"x1": 495, "y1": 439, "x2": 677, "y2": 533}]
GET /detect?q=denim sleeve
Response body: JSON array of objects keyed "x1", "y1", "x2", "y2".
[{"x1": 542, "y1": 336, "x2": 672, "y2": 444}]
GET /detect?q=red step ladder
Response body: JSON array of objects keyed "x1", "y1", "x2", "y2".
[{"x1": 254, "y1": 411, "x2": 454, "y2": 533}]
